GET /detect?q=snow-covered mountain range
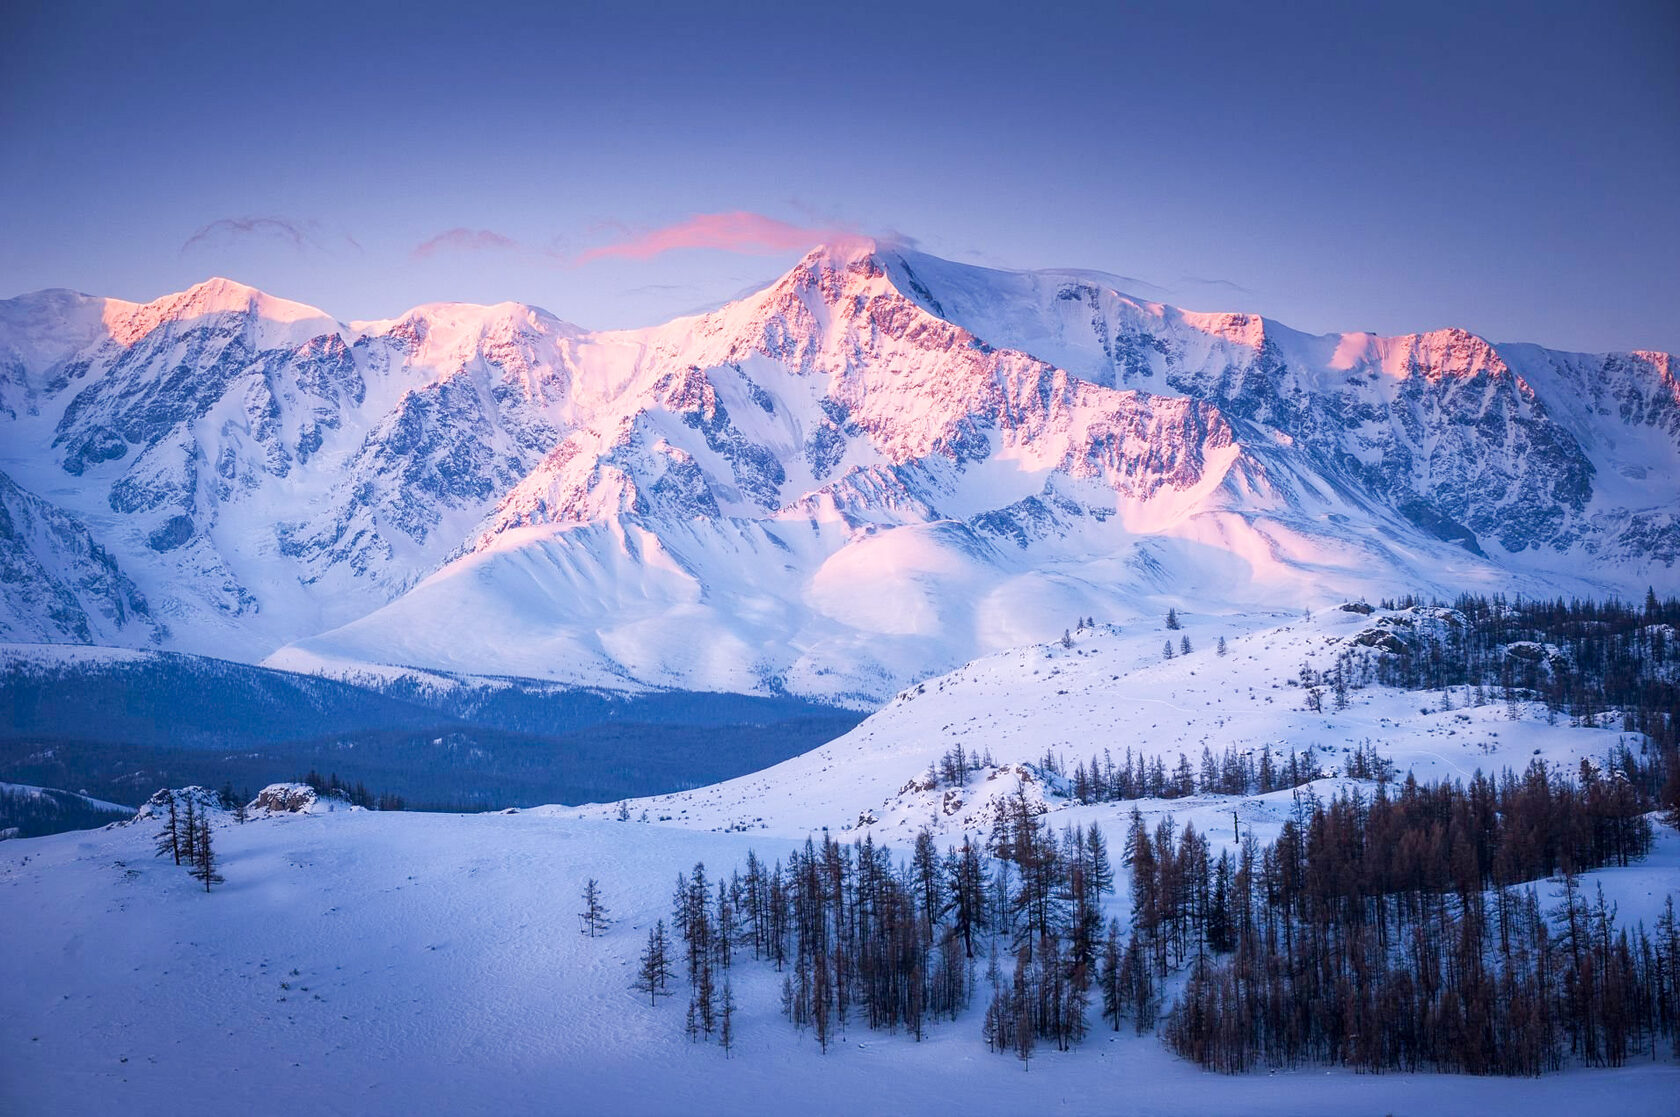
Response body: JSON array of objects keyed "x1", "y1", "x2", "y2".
[{"x1": 3, "y1": 241, "x2": 1676, "y2": 703}]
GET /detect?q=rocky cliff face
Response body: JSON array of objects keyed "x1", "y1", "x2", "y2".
[
  {"x1": 0, "y1": 281, "x2": 589, "y2": 653},
  {"x1": 0, "y1": 468, "x2": 155, "y2": 644},
  {"x1": 874, "y1": 249, "x2": 1669, "y2": 567},
  {"x1": 2, "y1": 244, "x2": 1675, "y2": 700}
]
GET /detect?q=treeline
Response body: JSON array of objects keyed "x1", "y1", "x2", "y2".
[
  {"x1": 925, "y1": 739, "x2": 1347, "y2": 804},
  {"x1": 1162, "y1": 763, "x2": 1675, "y2": 1073},
  {"x1": 1064, "y1": 743, "x2": 1337, "y2": 802},
  {"x1": 1301, "y1": 592, "x2": 1680, "y2": 824},
  {"x1": 1361, "y1": 592, "x2": 1680, "y2": 752},
  {"x1": 300, "y1": 770, "x2": 405, "y2": 811},
  {"x1": 665, "y1": 761, "x2": 1676, "y2": 1073},
  {"x1": 0, "y1": 784, "x2": 131, "y2": 839},
  {"x1": 1125, "y1": 760, "x2": 1656, "y2": 981}
]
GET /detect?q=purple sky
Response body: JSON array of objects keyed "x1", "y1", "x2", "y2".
[{"x1": 2, "y1": 1, "x2": 1677, "y2": 352}]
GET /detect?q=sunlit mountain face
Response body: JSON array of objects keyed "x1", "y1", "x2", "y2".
[{"x1": 2, "y1": 240, "x2": 1676, "y2": 703}]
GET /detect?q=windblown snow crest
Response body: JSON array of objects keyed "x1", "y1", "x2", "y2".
[{"x1": 1, "y1": 243, "x2": 1676, "y2": 702}]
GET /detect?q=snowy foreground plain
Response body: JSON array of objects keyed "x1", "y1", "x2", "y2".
[{"x1": 4, "y1": 609, "x2": 1679, "y2": 1116}]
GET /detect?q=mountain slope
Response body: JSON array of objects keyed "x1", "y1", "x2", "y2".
[
  {"x1": 554, "y1": 604, "x2": 1653, "y2": 837},
  {"x1": 0, "y1": 469, "x2": 155, "y2": 644},
  {"x1": 0, "y1": 280, "x2": 590, "y2": 657},
  {"x1": 884, "y1": 249, "x2": 1680, "y2": 569},
  {"x1": 3, "y1": 244, "x2": 1676, "y2": 701}
]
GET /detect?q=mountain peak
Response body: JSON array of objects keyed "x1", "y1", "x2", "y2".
[
  {"x1": 170, "y1": 276, "x2": 330, "y2": 321},
  {"x1": 183, "y1": 274, "x2": 263, "y2": 301},
  {"x1": 772, "y1": 237, "x2": 891, "y2": 292},
  {"x1": 105, "y1": 277, "x2": 341, "y2": 347},
  {"x1": 799, "y1": 235, "x2": 884, "y2": 266},
  {"x1": 357, "y1": 298, "x2": 579, "y2": 335}
]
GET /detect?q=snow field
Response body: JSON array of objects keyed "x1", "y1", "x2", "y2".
[
  {"x1": 4, "y1": 807, "x2": 1677, "y2": 1117},
  {"x1": 4, "y1": 607, "x2": 1679, "y2": 1114}
]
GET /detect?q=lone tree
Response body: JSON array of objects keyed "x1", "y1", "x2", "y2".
[
  {"x1": 720, "y1": 978, "x2": 737, "y2": 1057},
  {"x1": 1662, "y1": 759, "x2": 1680, "y2": 831},
  {"x1": 1163, "y1": 640, "x2": 1174, "y2": 660},
  {"x1": 579, "y1": 878, "x2": 611, "y2": 937},
  {"x1": 634, "y1": 919, "x2": 675, "y2": 1004},
  {"x1": 153, "y1": 792, "x2": 183, "y2": 865},
  {"x1": 180, "y1": 796, "x2": 200, "y2": 865},
  {"x1": 1216, "y1": 635, "x2": 1227, "y2": 657},
  {"x1": 1180, "y1": 635, "x2": 1192, "y2": 656},
  {"x1": 188, "y1": 816, "x2": 223, "y2": 892},
  {"x1": 1165, "y1": 607, "x2": 1180, "y2": 630}
]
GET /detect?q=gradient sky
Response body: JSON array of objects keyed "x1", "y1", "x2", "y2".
[{"x1": 3, "y1": 1, "x2": 1677, "y2": 352}]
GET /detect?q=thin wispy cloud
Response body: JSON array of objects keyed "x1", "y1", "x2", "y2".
[
  {"x1": 617, "y1": 282, "x2": 698, "y2": 296},
  {"x1": 181, "y1": 216, "x2": 315, "y2": 254},
  {"x1": 412, "y1": 227, "x2": 521, "y2": 260},
  {"x1": 574, "y1": 211, "x2": 849, "y2": 265},
  {"x1": 1179, "y1": 274, "x2": 1254, "y2": 296}
]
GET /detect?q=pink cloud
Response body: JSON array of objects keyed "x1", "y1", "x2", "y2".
[
  {"x1": 413, "y1": 228, "x2": 520, "y2": 260},
  {"x1": 574, "y1": 211, "x2": 849, "y2": 264}
]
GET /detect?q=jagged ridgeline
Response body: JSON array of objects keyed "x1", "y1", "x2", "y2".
[
  {"x1": 1, "y1": 243, "x2": 1676, "y2": 705},
  {"x1": 0, "y1": 649, "x2": 861, "y2": 813}
]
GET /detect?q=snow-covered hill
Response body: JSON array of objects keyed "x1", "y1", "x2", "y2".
[
  {"x1": 0, "y1": 780, "x2": 131, "y2": 839},
  {"x1": 3, "y1": 605, "x2": 1676, "y2": 1115},
  {"x1": 3, "y1": 242, "x2": 1676, "y2": 701},
  {"x1": 554, "y1": 604, "x2": 1657, "y2": 843}
]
